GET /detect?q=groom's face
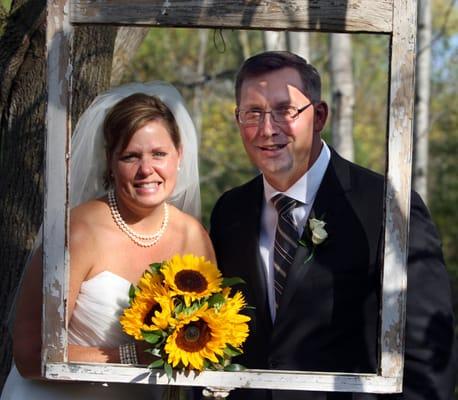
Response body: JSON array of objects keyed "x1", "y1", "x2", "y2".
[{"x1": 237, "y1": 67, "x2": 327, "y2": 191}]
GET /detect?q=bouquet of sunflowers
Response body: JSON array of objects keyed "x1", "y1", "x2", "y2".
[{"x1": 120, "y1": 254, "x2": 250, "y2": 377}]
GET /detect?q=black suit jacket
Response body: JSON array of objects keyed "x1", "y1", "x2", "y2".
[{"x1": 209, "y1": 150, "x2": 456, "y2": 400}]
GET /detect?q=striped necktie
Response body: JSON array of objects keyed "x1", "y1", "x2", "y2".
[{"x1": 272, "y1": 194, "x2": 300, "y2": 309}]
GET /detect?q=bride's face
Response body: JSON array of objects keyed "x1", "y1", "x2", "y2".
[{"x1": 111, "y1": 119, "x2": 182, "y2": 212}]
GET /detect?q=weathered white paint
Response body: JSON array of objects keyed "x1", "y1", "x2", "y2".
[
  {"x1": 70, "y1": 0, "x2": 394, "y2": 33},
  {"x1": 45, "y1": 362, "x2": 402, "y2": 393},
  {"x1": 380, "y1": 0, "x2": 416, "y2": 379},
  {"x1": 43, "y1": 0, "x2": 72, "y2": 370}
]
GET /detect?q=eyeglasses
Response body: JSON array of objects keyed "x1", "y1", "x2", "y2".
[{"x1": 236, "y1": 103, "x2": 313, "y2": 125}]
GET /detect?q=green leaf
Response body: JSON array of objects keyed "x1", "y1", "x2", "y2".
[
  {"x1": 222, "y1": 277, "x2": 246, "y2": 287},
  {"x1": 148, "y1": 359, "x2": 164, "y2": 369},
  {"x1": 224, "y1": 344, "x2": 242, "y2": 357},
  {"x1": 128, "y1": 284, "x2": 138, "y2": 304},
  {"x1": 164, "y1": 362, "x2": 173, "y2": 381},
  {"x1": 183, "y1": 301, "x2": 200, "y2": 315},
  {"x1": 144, "y1": 348, "x2": 162, "y2": 357},
  {"x1": 303, "y1": 248, "x2": 315, "y2": 264},
  {"x1": 224, "y1": 363, "x2": 246, "y2": 372},
  {"x1": 174, "y1": 300, "x2": 184, "y2": 315},
  {"x1": 142, "y1": 330, "x2": 162, "y2": 344},
  {"x1": 149, "y1": 262, "x2": 163, "y2": 274},
  {"x1": 207, "y1": 293, "x2": 225, "y2": 308},
  {"x1": 203, "y1": 359, "x2": 215, "y2": 370},
  {"x1": 298, "y1": 239, "x2": 308, "y2": 247}
]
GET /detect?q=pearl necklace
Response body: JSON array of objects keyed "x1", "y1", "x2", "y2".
[{"x1": 108, "y1": 189, "x2": 169, "y2": 247}]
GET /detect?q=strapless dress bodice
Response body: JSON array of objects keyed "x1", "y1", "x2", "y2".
[{"x1": 69, "y1": 270, "x2": 132, "y2": 347}]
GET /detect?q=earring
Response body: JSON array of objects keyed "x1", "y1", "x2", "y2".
[{"x1": 177, "y1": 166, "x2": 181, "y2": 171}]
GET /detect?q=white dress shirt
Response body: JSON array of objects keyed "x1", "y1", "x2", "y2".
[{"x1": 259, "y1": 142, "x2": 331, "y2": 321}]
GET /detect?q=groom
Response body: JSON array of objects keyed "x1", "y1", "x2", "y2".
[{"x1": 209, "y1": 51, "x2": 456, "y2": 399}]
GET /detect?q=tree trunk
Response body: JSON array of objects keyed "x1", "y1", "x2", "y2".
[
  {"x1": 329, "y1": 33, "x2": 355, "y2": 161},
  {"x1": 287, "y1": 31, "x2": 310, "y2": 62},
  {"x1": 238, "y1": 30, "x2": 251, "y2": 60},
  {"x1": 413, "y1": 0, "x2": 431, "y2": 204},
  {"x1": 111, "y1": 26, "x2": 150, "y2": 87},
  {"x1": 0, "y1": 0, "x2": 117, "y2": 390},
  {"x1": 263, "y1": 30, "x2": 287, "y2": 51},
  {"x1": 192, "y1": 29, "x2": 209, "y2": 137}
]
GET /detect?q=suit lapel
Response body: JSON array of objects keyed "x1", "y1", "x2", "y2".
[
  {"x1": 233, "y1": 176, "x2": 272, "y2": 328},
  {"x1": 276, "y1": 149, "x2": 352, "y2": 319}
]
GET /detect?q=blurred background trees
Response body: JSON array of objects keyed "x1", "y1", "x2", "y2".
[{"x1": 1, "y1": 0, "x2": 456, "y2": 395}]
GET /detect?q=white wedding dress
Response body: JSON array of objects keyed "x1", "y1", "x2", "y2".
[{"x1": 1, "y1": 271, "x2": 184, "y2": 400}]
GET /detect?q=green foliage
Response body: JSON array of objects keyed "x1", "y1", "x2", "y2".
[
  {"x1": 142, "y1": 330, "x2": 164, "y2": 345},
  {"x1": 148, "y1": 358, "x2": 164, "y2": 369},
  {"x1": 428, "y1": 5, "x2": 458, "y2": 342},
  {"x1": 207, "y1": 293, "x2": 225, "y2": 309},
  {"x1": 222, "y1": 277, "x2": 246, "y2": 287},
  {"x1": 199, "y1": 97, "x2": 257, "y2": 226},
  {"x1": 432, "y1": 0, "x2": 458, "y2": 36},
  {"x1": 429, "y1": 56, "x2": 458, "y2": 288},
  {"x1": 224, "y1": 363, "x2": 246, "y2": 372},
  {"x1": 0, "y1": 0, "x2": 11, "y2": 35}
]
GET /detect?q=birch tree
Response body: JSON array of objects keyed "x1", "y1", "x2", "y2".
[
  {"x1": 264, "y1": 30, "x2": 287, "y2": 50},
  {"x1": 287, "y1": 31, "x2": 310, "y2": 62},
  {"x1": 329, "y1": 33, "x2": 355, "y2": 161},
  {"x1": 192, "y1": 29, "x2": 209, "y2": 136},
  {"x1": 413, "y1": 0, "x2": 432, "y2": 203}
]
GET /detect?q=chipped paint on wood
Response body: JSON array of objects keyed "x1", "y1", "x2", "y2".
[
  {"x1": 43, "y1": 0, "x2": 73, "y2": 370},
  {"x1": 380, "y1": 0, "x2": 416, "y2": 380},
  {"x1": 70, "y1": 0, "x2": 393, "y2": 33},
  {"x1": 45, "y1": 362, "x2": 402, "y2": 393}
]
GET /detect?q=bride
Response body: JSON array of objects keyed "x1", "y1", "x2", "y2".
[{"x1": 1, "y1": 82, "x2": 214, "y2": 399}]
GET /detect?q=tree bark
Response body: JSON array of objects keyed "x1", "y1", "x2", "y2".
[
  {"x1": 287, "y1": 31, "x2": 310, "y2": 62},
  {"x1": 111, "y1": 26, "x2": 150, "y2": 87},
  {"x1": 192, "y1": 29, "x2": 209, "y2": 137},
  {"x1": 413, "y1": 0, "x2": 431, "y2": 204},
  {"x1": 263, "y1": 30, "x2": 287, "y2": 51},
  {"x1": 0, "y1": 0, "x2": 117, "y2": 390},
  {"x1": 238, "y1": 30, "x2": 251, "y2": 60},
  {"x1": 329, "y1": 33, "x2": 355, "y2": 162}
]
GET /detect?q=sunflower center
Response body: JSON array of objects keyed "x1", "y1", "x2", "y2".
[
  {"x1": 176, "y1": 320, "x2": 211, "y2": 352},
  {"x1": 175, "y1": 270, "x2": 208, "y2": 293},
  {"x1": 143, "y1": 303, "x2": 162, "y2": 325}
]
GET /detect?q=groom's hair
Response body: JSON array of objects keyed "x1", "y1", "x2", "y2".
[
  {"x1": 235, "y1": 51, "x2": 322, "y2": 104},
  {"x1": 102, "y1": 93, "x2": 181, "y2": 188}
]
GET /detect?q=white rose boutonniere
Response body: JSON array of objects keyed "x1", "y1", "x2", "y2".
[
  {"x1": 309, "y1": 218, "x2": 328, "y2": 245},
  {"x1": 298, "y1": 216, "x2": 328, "y2": 263}
]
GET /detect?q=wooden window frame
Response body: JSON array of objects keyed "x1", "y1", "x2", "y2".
[{"x1": 43, "y1": 0, "x2": 417, "y2": 394}]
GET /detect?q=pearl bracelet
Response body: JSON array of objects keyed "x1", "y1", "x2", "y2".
[{"x1": 119, "y1": 342, "x2": 138, "y2": 364}]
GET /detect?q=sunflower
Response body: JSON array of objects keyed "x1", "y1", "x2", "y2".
[
  {"x1": 161, "y1": 254, "x2": 222, "y2": 307},
  {"x1": 164, "y1": 304, "x2": 229, "y2": 370},
  {"x1": 120, "y1": 275, "x2": 173, "y2": 339},
  {"x1": 213, "y1": 290, "x2": 250, "y2": 349},
  {"x1": 137, "y1": 269, "x2": 163, "y2": 291}
]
